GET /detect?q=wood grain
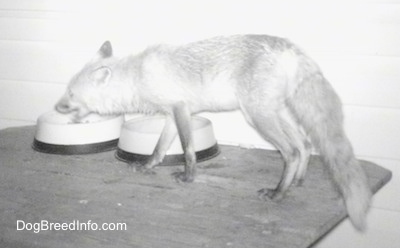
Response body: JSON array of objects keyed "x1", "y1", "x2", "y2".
[{"x1": 0, "y1": 126, "x2": 391, "y2": 248}]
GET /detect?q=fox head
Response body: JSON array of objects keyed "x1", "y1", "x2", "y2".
[{"x1": 55, "y1": 41, "x2": 130, "y2": 121}]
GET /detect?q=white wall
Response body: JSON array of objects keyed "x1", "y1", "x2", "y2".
[{"x1": 0, "y1": 1, "x2": 399, "y2": 247}]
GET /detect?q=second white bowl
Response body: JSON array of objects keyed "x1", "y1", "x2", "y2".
[{"x1": 116, "y1": 116, "x2": 219, "y2": 165}]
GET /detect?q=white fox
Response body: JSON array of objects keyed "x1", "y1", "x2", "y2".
[{"x1": 55, "y1": 35, "x2": 372, "y2": 230}]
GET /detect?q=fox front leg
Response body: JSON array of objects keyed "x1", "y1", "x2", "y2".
[
  {"x1": 172, "y1": 102, "x2": 197, "y2": 183},
  {"x1": 137, "y1": 115, "x2": 178, "y2": 174}
]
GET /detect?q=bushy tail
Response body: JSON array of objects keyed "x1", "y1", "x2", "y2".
[{"x1": 288, "y1": 58, "x2": 372, "y2": 230}]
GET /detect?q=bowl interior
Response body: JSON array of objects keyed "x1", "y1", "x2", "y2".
[
  {"x1": 38, "y1": 111, "x2": 117, "y2": 125},
  {"x1": 123, "y1": 116, "x2": 209, "y2": 134}
]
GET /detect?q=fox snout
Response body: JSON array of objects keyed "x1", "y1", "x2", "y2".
[
  {"x1": 55, "y1": 96, "x2": 91, "y2": 122},
  {"x1": 55, "y1": 98, "x2": 75, "y2": 114}
]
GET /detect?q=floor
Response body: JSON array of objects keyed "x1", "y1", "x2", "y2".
[{"x1": 0, "y1": 126, "x2": 392, "y2": 248}]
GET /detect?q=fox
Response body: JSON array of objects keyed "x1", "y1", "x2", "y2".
[{"x1": 55, "y1": 34, "x2": 372, "y2": 230}]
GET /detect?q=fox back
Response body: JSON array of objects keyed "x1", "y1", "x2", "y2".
[{"x1": 56, "y1": 35, "x2": 304, "y2": 117}]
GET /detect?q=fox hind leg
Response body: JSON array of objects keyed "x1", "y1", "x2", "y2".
[
  {"x1": 240, "y1": 103, "x2": 307, "y2": 200},
  {"x1": 293, "y1": 135, "x2": 312, "y2": 186}
]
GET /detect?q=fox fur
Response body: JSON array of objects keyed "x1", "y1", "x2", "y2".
[{"x1": 55, "y1": 35, "x2": 372, "y2": 230}]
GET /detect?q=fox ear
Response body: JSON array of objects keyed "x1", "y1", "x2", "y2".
[
  {"x1": 90, "y1": 66, "x2": 112, "y2": 86},
  {"x1": 97, "y1": 41, "x2": 113, "y2": 58}
]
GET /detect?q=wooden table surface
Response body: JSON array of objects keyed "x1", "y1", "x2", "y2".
[{"x1": 0, "y1": 126, "x2": 392, "y2": 248}]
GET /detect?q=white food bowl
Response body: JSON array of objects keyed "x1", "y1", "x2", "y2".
[
  {"x1": 116, "y1": 116, "x2": 219, "y2": 165},
  {"x1": 32, "y1": 110, "x2": 124, "y2": 155}
]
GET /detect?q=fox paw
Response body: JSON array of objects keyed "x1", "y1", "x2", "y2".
[
  {"x1": 257, "y1": 188, "x2": 284, "y2": 201},
  {"x1": 172, "y1": 171, "x2": 195, "y2": 183},
  {"x1": 293, "y1": 178, "x2": 305, "y2": 187},
  {"x1": 138, "y1": 166, "x2": 157, "y2": 175},
  {"x1": 129, "y1": 163, "x2": 157, "y2": 175}
]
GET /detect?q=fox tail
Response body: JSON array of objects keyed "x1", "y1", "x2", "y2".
[{"x1": 288, "y1": 56, "x2": 372, "y2": 230}]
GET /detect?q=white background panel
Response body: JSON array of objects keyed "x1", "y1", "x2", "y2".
[{"x1": 0, "y1": 1, "x2": 399, "y2": 247}]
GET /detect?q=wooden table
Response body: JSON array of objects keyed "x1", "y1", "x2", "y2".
[{"x1": 0, "y1": 126, "x2": 392, "y2": 248}]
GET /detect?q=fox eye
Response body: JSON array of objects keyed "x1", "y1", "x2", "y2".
[{"x1": 67, "y1": 89, "x2": 74, "y2": 98}]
